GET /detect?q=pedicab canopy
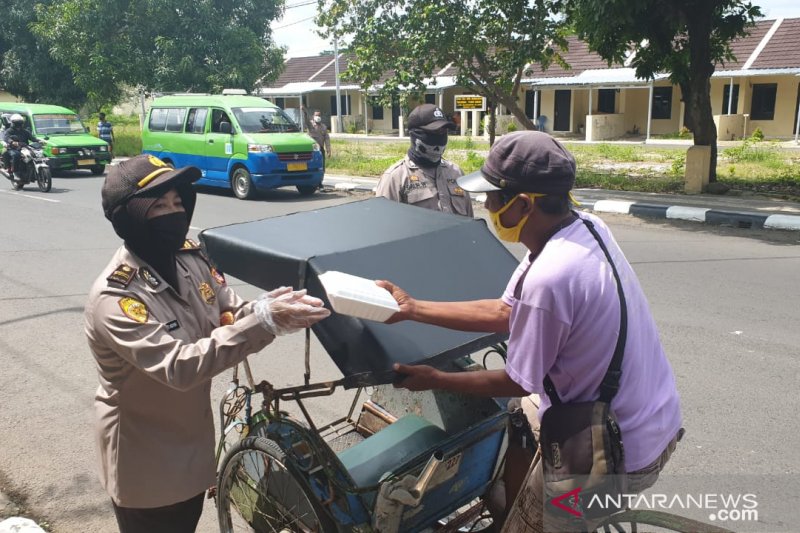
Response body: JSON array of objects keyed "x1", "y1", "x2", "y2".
[{"x1": 199, "y1": 197, "x2": 519, "y2": 388}]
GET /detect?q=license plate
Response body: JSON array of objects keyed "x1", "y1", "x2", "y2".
[
  {"x1": 287, "y1": 162, "x2": 307, "y2": 172},
  {"x1": 78, "y1": 159, "x2": 95, "y2": 165}
]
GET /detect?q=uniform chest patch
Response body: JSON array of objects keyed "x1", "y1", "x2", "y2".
[
  {"x1": 138, "y1": 267, "x2": 161, "y2": 288},
  {"x1": 198, "y1": 282, "x2": 216, "y2": 304},
  {"x1": 210, "y1": 267, "x2": 226, "y2": 286},
  {"x1": 107, "y1": 264, "x2": 135, "y2": 287},
  {"x1": 165, "y1": 320, "x2": 180, "y2": 331},
  {"x1": 118, "y1": 297, "x2": 149, "y2": 323}
]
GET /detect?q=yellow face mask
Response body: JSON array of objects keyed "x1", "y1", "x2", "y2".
[{"x1": 489, "y1": 193, "x2": 545, "y2": 242}]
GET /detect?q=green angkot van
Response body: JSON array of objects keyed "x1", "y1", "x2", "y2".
[
  {"x1": 0, "y1": 103, "x2": 111, "y2": 174},
  {"x1": 141, "y1": 94, "x2": 323, "y2": 199}
]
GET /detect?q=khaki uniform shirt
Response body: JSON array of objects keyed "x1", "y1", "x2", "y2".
[
  {"x1": 84, "y1": 241, "x2": 274, "y2": 508},
  {"x1": 307, "y1": 122, "x2": 331, "y2": 155},
  {"x1": 375, "y1": 156, "x2": 473, "y2": 217}
]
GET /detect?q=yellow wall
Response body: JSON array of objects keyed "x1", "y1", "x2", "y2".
[{"x1": 742, "y1": 76, "x2": 798, "y2": 138}]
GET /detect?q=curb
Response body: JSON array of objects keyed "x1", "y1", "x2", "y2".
[
  {"x1": 588, "y1": 199, "x2": 800, "y2": 231},
  {"x1": 321, "y1": 176, "x2": 800, "y2": 232}
]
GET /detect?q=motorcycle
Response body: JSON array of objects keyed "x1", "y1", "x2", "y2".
[{"x1": 0, "y1": 140, "x2": 52, "y2": 192}]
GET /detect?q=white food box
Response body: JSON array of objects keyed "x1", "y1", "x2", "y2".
[{"x1": 318, "y1": 271, "x2": 400, "y2": 322}]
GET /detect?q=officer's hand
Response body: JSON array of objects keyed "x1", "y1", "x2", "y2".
[
  {"x1": 375, "y1": 280, "x2": 415, "y2": 323},
  {"x1": 393, "y1": 363, "x2": 441, "y2": 391},
  {"x1": 254, "y1": 287, "x2": 331, "y2": 336}
]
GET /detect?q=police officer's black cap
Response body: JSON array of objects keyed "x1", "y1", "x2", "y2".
[
  {"x1": 457, "y1": 131, "x2": 576, "y2": 194},
  {"x1": 407, "y1": 104, "x2": 455, "y2": 132},
  {"x1": 101, "y1": 154, "x2": 201, "y2": 220}
]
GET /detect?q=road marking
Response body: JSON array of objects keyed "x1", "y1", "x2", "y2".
[{"x1": 0, "y1": 189, "x2": 60, "y2": 203}]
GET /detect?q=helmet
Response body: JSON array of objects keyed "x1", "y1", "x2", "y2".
[{"x1": 10, "y1": 113, "x2": 24, "y2": 126}]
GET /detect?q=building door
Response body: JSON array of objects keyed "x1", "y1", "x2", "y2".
[{"x1": 554, "y1": 90, "x2": 571, "y2": 131}]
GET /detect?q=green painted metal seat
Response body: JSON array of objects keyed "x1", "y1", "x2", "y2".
[{"x1": 337, "y1": 414, "x2": 448, "y2": 488}]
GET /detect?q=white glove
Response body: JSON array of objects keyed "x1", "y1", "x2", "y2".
[{"x1": 254, "y1": 286, "x2": 331, "y2": 336}]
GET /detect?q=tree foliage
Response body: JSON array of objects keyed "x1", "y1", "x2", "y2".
[
  {"x1": 32, "y1": 0, "x2": 287, "y2": 106},
  {"x1": 0, "y1": 0, "x2": 88, "y2": 108},
  {"x1": 562, "y1": 0, "x2": 762, "y2": 181},
  {"x1": 317, "y1": 0, "x2": 568, "y2": 130}
]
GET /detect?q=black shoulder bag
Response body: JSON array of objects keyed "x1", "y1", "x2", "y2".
[{"x1": 538, "y1": 217, "x2": 628, "y2": 521}]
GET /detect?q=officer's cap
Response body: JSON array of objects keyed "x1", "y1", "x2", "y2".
[
  {"x1": 101, "y1": 154, "x2": 201, "y2": 220},
  {"x1": 407, "y1": 104, "x2": 455, "y2": 132}
]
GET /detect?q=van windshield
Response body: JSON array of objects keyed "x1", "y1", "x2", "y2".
[
  {"x1": 232, "y1": 107, "x2": 300, "y2": 133},
  {"x1": 32, "y1": 113, "x2": 86, "y2": 134}
]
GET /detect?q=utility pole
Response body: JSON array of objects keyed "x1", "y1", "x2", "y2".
[{"x1": 333, "y1": 37, "x2": 343, "y2": 134}]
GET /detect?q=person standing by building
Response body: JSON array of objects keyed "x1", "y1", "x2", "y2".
[
  {"x1": 307, "y1": 109, "x2": 331, "y2": 170},
  {"x1": 376, "y1": 104, "x2": 472, "y2": 217},
  {"x1": 85, "y1": 154, "x2": 330, "y2": 532},
  {"x1": 97, "y1": 112, "x2": 115, "y2": 156}
]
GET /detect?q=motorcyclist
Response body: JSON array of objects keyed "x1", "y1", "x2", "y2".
[{"x1": 3, "y1": 114, "x2": 41, "y2": 175}]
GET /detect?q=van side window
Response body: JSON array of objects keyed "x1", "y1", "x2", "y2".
[
  {"x1": 149, "y1": 108, "x2": 168, "y2": 131},
  {"x1": 166, "y1": 108, "x2": 187, "y2": 132},
  {"x1": 185, "y1": 108, "x2": 208, "y2": 134},
  {"x1": 211, "y1": 109, "x2": 232, "y2": 133}
]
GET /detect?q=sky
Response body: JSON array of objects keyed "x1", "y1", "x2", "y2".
[{"x1": 271, "y1": 0, "x2": 800, "y2": 59}]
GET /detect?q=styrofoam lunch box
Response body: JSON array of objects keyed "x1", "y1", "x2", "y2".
[{"x1": 318, "y1": 271, "x2": 400, "y2": 322}]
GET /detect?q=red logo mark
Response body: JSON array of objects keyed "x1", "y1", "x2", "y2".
[{"x1": 550, "y1": 487, "x2": 583, "y2": 517}]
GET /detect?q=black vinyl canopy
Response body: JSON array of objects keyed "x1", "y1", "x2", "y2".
[{"x1": 199, "y1": 198, "x2": 520, "y2": 388}]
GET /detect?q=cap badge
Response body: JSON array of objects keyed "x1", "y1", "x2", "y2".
[
  {"x1": 434, "y1": 108, "x2": 444, "y2": 118},
  {"x1": 118, "y1": 297, "x2": 149, "y2": 323},
  {"x1": 199, "y1": 282, "x2": 216, "y2": 304}
]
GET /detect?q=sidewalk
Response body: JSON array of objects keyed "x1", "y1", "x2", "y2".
[{"x1": 322, "y1": 173, "x2": 800, "y2": 231}]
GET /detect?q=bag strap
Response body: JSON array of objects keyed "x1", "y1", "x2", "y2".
[{"x1": 543, "y1": 217, "x2": 628, "y2": 405}]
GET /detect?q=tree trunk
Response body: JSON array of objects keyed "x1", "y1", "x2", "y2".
[
  {"x1": 686, "y1": 11, "x2": 718, "y2": 182},
  {"x1": 488, "y1": 103, "x2": 497, "y2": 146}
]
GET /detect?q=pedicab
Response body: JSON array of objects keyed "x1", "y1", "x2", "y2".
[{"x1": 200, "y1": 198, "x2": 521, "y2": 532}]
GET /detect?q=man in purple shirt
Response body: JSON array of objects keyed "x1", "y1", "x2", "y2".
[{"x1": 378, "y1": 131, "x2": 682, "y2": 531}]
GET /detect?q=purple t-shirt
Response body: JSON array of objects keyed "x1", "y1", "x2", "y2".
[{"x1": 502, "y1": 212, "x2": 682, "y2": 471}]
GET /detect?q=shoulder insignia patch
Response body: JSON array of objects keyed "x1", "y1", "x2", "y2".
[
  {"x1": 118, "y1": 297, "x2": 149, "y2": 323},
  {"x1": 198, "y1": 282, "x2": 216, "y2": 304},
  {"x1": 409, "y1": 175, "x2": 419, "y2": 182},
  {"x1": 138, "y1": 267, "x2": 161, "y2": 289},
  {"x1": 453, "y1": 186, "x2": 465, "y2": 196},
  {"x1": 178, "y1": 238, "x2": 201, "y2": 251},
  {"x1": 210, "y1": 267, "x2": 226, "y2": 285},
  {"x1": 107, "y1": 264, "x2": 135, "y2": 287}
]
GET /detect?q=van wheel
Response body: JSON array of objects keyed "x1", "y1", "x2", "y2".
[
  {"x1": 90, "y1": 165, "x2": 105, "y2": 176},
  {"x1": 297, "y1": 185, "x2": 317, "y2": 196},
  {"x1": 232, "y1": 167, "x2": 256, "y2": 200}
]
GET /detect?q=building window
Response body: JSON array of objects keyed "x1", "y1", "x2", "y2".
[
  {"x1": 274, "y1": 97, "x2": 285, "y2": 109},
  {"x1": 750, "y1": 83, "x2": 777, "y2": 121},
  {"x1": 330, "y1": 95, "x2": 352, "y2": 116},
  {"x1": 372, "y1": 104, "x2": 384, "y2": 120},
  {"x1": 651, "y1": 87, "x2": 672, "y2": 120},
  {"x1": 721, "y1": 84, "x2": 739, "y2": 115},
  {"x1": 425, "y1": 93, "x2": 436, "y2": 105},
  {"x1": 598, "y1": 89, "x2": 615, "y2": 114}
]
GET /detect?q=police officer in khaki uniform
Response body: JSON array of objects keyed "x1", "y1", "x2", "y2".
[
  {"x1": 376, "y1": 104, "x2": 473, "y2": 217},
  {"x1": 85, "y1": 154, "x2": 330, "y2": 532}
]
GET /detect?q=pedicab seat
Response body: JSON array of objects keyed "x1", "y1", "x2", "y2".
[{"x1": 337, "y1": 414, "x2": 447, "y2": 488}]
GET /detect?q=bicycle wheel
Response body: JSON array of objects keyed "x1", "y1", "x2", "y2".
[
  {"x1": 217, "y1": 436, "x2": 335, "y2": 533},
  {"x1": 593, "y1": 509, "x2": 736, "y2": 533}
]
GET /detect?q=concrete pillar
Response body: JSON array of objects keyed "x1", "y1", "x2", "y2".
[
  {"x1": 398, "y1": 114, "x2": 405, "y2": 138},
  {"x1": 684, "y1": 145, "x2": 711, "y2": 193},
  {"x1": 460, "y1": 111, "x2": 467, "y2": 136},
  {"x1": 471, "y1": 110, "x2": 480, "y2": 136}
]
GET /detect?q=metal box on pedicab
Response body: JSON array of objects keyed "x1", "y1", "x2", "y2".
[{"x1": 200, "y1": 198, "x2": 521, "y2": 532}]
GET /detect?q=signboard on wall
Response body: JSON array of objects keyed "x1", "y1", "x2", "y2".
[{"x1": 454, "y1": 95, "x2": 487, "y2": 112}]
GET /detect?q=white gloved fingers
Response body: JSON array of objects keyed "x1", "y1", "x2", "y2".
[
  {"x1": 295, "y1": 294, "x2": 325, "y2": 307},
  {"x1": 261, "y1": 286, "x2": 293, "y2": 300}
]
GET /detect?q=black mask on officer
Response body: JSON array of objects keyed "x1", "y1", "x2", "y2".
[{"x1": 408, "y1": 128, "x2": 448, "y2": 168}]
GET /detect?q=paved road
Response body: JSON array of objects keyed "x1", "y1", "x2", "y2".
[{"x1": 0, "y1": 170, "x2": 798, "y2": 532}]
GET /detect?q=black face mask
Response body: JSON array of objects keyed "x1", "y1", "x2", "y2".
[
  {"x1": 146, "y1": 212, "x2": 189, "y2": 255},
  {"x1": 408, "y1": 129, "x2": 448, "y2": 168}
]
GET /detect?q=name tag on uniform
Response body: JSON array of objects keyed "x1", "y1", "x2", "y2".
[{"x1": 166, "y1": 320, "x2": 180, "y2": 331}]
